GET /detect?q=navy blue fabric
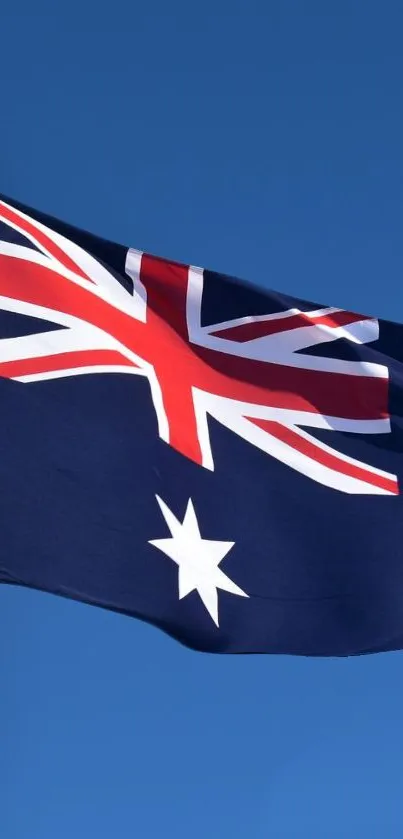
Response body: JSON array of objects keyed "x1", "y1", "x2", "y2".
[
  {"x1": 0, "y1": 220, "x2": 41, "y2": 251},
  {"x1": 1, "y1": 194, "x2": 403, "y2": 656}
]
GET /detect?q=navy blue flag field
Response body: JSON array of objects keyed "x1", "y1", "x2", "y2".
[{"x1": 0, "y1": 194, "x2": 403, "y2": 655}]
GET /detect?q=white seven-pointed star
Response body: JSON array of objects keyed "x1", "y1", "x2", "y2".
[{"x1": 149, "y1": 496, "x2": 248, "y2": 626}]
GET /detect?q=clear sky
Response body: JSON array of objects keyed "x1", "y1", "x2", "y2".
[{"x1": 1, "y1": 1, "x2": 403, "y2": 836}]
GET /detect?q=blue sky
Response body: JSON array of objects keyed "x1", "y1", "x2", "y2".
[{"x1": 1, "y1": 1, "x2": 403, "y2": 836}]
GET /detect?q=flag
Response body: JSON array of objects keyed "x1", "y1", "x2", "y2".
[{"x1": 0, "y1": 193, "x2": 402, "y2": 655}]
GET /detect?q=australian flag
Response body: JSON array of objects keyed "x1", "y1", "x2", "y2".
[{"x1": 0, "y1": 193, "x2": 403, "y2": 656}]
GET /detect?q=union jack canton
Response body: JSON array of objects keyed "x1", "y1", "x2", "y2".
[{"x1": 0, "y1": 194, "x2": 402, "y2": 656}]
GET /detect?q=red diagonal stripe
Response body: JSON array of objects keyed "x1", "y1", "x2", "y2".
[
  {"x1": 0, "y1": 202, "x2": 90, "y2": 282},
  {"x1": 212, "y1": 310, "x2": 370, "y2": 343},
  {"x1": 249, "y1": 417, "x2": 398, "y2": 494}
]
